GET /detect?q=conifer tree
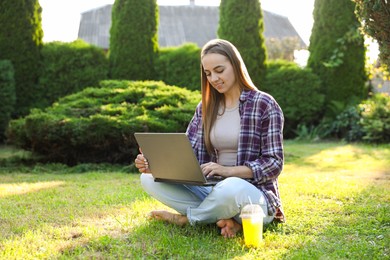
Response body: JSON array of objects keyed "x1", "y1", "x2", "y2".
[
  {"x1": 0, "y1": 0, "x2": 43, "y2": 116},
  {"x1": 109, "y1": 0, "x2": 159, "y2": 80},
  {"x1": 307, "y1": 0, "x2": 367, "y2": 112},
  {"x1": 218, "y1": 0, "x2": 267, "y2": 87}
]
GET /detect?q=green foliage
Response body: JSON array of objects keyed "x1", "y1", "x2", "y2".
[
  {"x1": 0, "y1": 60, "x2": 16, "y2": 142},
  {"x1": 39, "y1": 40, "x2": 109, "y2": 107},
  {"x1": 0, "y1": 0, "x2": 43, "y2": 117},
  {"x1": 155, "y1": 43, "x2": 201, "y2": 91},
  {"x1": 265, "y1": 37, "x2": 302, "y2": 61},
  {"x1": 109, "y1": 0, "x2": 159, "y2": 80},
  {"x1": 218, "y1": 0, "x2": 267, "y2": 87},
  {"x1": 307, "y1": 0, "x2": 367, "y2": 112},
  {"x1": 264, "y1": 60, "x2": 324, "y2": 138},
  {"x1": 359, "y1": 93, "x2": 390, "y2": 143},
  {"x1": 354, "y1": 0, "x2": 390, "y2": 70},
  {"x1": 293, "y1": 124, "x2": 322, "y2": 142},
  {"x1": 321, "y1": 105, "x2": 365, "y2": 142},
  {"x1": 317, "y1": 93, "x2": 390, "y2": 143},
  {"x1": 6, "y1": 80, "x2": 201, "y2": 165}
]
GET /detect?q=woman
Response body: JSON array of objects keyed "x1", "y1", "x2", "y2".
[{"x1": 135, "y1": 39, "x2": 285, "y2": 238}]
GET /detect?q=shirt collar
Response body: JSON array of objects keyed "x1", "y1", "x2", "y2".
[{"x1": 239, "y1": 89, "x2": 256, "y2": 103}]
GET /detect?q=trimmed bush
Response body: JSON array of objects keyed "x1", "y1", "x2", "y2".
[
  {"x1": 39, "y1": 40, "x2": 108, "y2": 108},
  {"x1": 6, "y1": 80, "x2": 201, "y2": 165},
  {"x1": 0, "y1": 60, "x2": 16, "y2": 142},
  {"x1": 264, "y1": 60, "x2": 324, "y2": 138},
  {"x1": 155, "y1": 43, "x2": 201, "y2": 91}
]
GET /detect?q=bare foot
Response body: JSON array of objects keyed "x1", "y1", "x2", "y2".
[
  {"x1": 149, "y1": 210, "x2": 188, "y2": 226},
  {"x1": 216, "y1": 218, "x2": 242, "y2": 238}
]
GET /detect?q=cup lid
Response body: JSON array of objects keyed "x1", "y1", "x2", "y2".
[{"x1": 240, "y1": 204, "x2": 265, "y2": 218}]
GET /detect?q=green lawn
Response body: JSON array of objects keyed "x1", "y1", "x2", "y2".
[{"x1": 0, "y1": 141, "x2": 389, "y2": 259}]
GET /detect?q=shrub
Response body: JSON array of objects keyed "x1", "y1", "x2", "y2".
[
  {"x1": 6, "y1": 80, "x2": 201, "y2": 165},
  {"x1": 39, "y1": 40, "x2": 108, "y2": 108},
  {"x1": 0, "y1": 60, "x2": 16, "y2": 142},
  {"x1": 264, "y1": 60, "x2": 324, "y2": 138},
  {"x1": 359, "y1": 93, "x2": 390, "y2": 143},
  {"x1": 320, "y1": 105, "x2": 364, "y2": 142},
  {"x1": 317, "y1": 93, "x2": 389, "y2": 143},
  {"x1": 155, "y1": 43, "x2": 201, "y2": 91}
]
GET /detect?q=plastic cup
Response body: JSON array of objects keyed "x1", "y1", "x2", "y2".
[{"x1": 240, "y1": 204, "x2": 264, "y2": 247}]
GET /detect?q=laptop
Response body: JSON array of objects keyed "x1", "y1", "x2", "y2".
[{"x1": 134, "y1": 133, "x2": 223, "y2": 186}]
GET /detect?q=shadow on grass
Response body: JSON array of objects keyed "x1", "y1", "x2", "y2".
[{"x1": 59, "y1": 220, "x2": 249, "y2": 259}]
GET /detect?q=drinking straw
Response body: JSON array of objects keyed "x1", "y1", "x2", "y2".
[{"x1": 248, "y1": 196, "x2": 253, "y2": 205}]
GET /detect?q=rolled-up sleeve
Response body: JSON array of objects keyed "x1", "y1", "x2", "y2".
[
  {"x1": 238, "y1": 91, "x2": 284, "y2": 184},
  {"x1": 244, "y1": 100, "x2": 284, "y2": 183}
]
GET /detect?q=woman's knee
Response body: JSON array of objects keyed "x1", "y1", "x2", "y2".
[
  {"x1": 217, "y1": 177, "x2": 250, "y2": 190},
  {"x1": 140, "y1": 173, "x2": 154, "y2": 190},
  {"x1": 213, "y1": 177, "x2": 256, "y2": 200}
]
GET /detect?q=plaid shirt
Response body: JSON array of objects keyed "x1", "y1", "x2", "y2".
[{"x1": 186, "y1": 89, "x2": 285, "y2": 222}]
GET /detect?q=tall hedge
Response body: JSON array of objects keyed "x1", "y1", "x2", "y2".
[
  {"x1": 0, "y1": 0, "x2": 43, "y2": 117},
  {"x1": 0, "y1": 60, "x2": 16, "y2": 142},
  {"x1": 218, "y1": 0, "x2": 267, "y2": 87},
  {"x1": 307, "y1": 0, "x2": 367, "y2": 113},
  {"x1": 109, "y1": 0, "x2": 159, "y2": 80},
  {"x1": 39, "y1": 40, "x2": 109, "y2": 108},
  {"x1": 264, "y1": 60, "x2": 324, "y2": 138}
]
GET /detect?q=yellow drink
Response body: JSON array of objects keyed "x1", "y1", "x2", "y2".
[{"x1": 242, "y1": 217, "x2": 263, "y2": 247}]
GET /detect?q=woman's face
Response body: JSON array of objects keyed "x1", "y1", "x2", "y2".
[{"x1": 202, "y1": 53, "x2": 238, "y2": 95}]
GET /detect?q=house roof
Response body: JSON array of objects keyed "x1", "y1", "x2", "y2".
[{"x1": 78, "y1": 4, "x2": 306, "y2": 49}]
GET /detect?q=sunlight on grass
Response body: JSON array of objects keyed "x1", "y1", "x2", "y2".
[
  {"x1": 277, "y1": 142, "x2": 390, "y2": 259},
  {"x1": 304, "y1": 145, "x2": 390, "y2": 175},
  {"x1": 0, "y1": 197, "x2": 170, "y2": 260},
  {"x1": 0, "y1": 181, "x2": 65, "y2": 198},
  {"x1": 0, "y1": 142, "x2": 389, "y2": 259}
]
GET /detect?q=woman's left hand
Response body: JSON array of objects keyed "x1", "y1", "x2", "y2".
[{"x1": 200, "y1": 162, "x2": 231, "y2": 178}]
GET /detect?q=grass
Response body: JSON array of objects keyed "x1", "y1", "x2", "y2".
[{"x1": 0, "y1": 141, "x2": 389, "y2": 259}]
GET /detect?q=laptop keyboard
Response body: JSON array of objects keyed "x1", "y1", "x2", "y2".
[{"x1": 206, "y1": 175, "x2": 224, "y2": 182}]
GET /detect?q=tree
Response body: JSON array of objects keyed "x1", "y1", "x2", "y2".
[
  {"x1": 307, "y1": 0, "x2": 367, "y2": 113},
  {"x1": 0, "y1": 60, "x2": 16, "y2": 142},
  {"x1": 0, "y1": 0, "x2": 43, "y2": 117},
  {"x1": 218, "y1": 0, "x2": 267, "y2": 87},
  {"x1": 109, "y1": 0, "x2": 159, "y2": 80},
  {"x1": 353, "y1": 0, "x2": 390, "y2": 70}
]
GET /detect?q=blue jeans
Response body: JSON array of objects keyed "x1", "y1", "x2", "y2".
[{"x1": 140, "y1": 173, "x2": 275, "y2": 225}]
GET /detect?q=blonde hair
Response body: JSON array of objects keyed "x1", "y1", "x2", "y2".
[{"x1": 200, "y1": 39, "x2": 257, "y2": 155}]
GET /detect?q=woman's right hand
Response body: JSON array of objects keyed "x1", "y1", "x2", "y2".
[{"x1": 134, "y1": 151, "x2": 151, "y2": 173}]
